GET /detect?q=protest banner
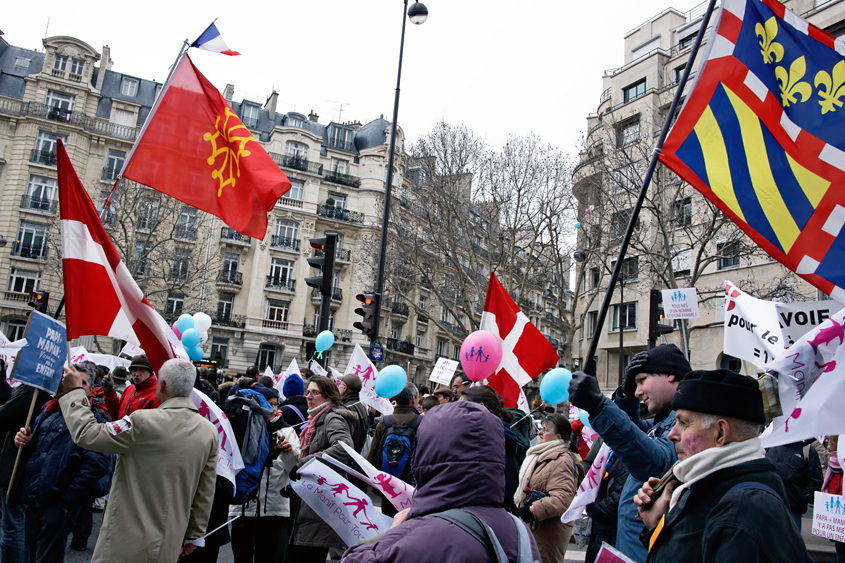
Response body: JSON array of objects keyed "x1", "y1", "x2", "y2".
[
  {"x1": 345, "y1": 345, "x2": 393, "y2": 415},
  {"x1": 338, "y1": 441, "x2": 415, "y2": 511},
  {"x1": 275, "y1": 358, "x2": 302, "y2": 397},
  {"x1": 11, "y1": 311, "x2": 68, "y2": 395},
  {"x1": 429, "y1": 356, "x2": 459, "y2": 386},
  {"x1": 723, "y1": 281, "x2": 783, "y2": 365},
  {"x1": 328, "y1": 366, "x2": 343, "y2": 386},
  {"x1": 290, "y1": 458, "x2": 393, "y2": 546},
  {"x1": 778, "y1": 300, "x2": 844, "y2": 348},
  {"x1": 68, "y1": 346, "x2": 92, "y2": 366},
  {"x1": 120, "y1": 342, "x2": 145, "y2": 357},
  {"x1": 661, "y1": 288, "x2": 699, "y2": 319},
  {"x1": 86, "y1": 353, "x2": 130, "y2": 372},
  {"x1": 310, "y1": 359, "x2": 328, "y2": 377},
  {"x1": 516, "y1": 387, "x2": 530, "y2": 414},
  {"x1": 190, "y1": 388, "x2": 243, "y2": 487},
  {"x1": 562, "y1": 442, "x2": 611, "y2": 523},
  {"x1": 0, "y1": 342, "x2": 24, "y2": 382},
  {"x1": 812, "y1": 491, "x2": 845, "y2": 542}
]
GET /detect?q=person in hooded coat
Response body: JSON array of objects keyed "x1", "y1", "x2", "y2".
[{"x1": 340, "y1": 401, "x2": 541, "y2": 563}]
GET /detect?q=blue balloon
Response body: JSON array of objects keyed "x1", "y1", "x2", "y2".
[
  {"x1": 540, "y1": 368, "x2": 572, "y2": 405},
  {"x1": 574, "y1": 222, "x2": 581, "y2": 228},
  {"x1": 315, "y1": 330, "x2": 335, "y2": 352},
  {"x1": 579, "y1": 409, "x2": 592, "y2": 429},
  {"x1": 181, "y1": 328, "x2": 201, "y2": 348},
  {"x1": 187, "y1": 345, "x2": 204, "y2": 361},
  {"x1": 176, "y1": 313, "x2": 195, "y2": 333},
  {"x1": 375, "y1": 365, "x2": 407, "y2": 398}
]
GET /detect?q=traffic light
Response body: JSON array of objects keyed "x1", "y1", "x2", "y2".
[
  {"x1": 28, "y1": 291, "x2": 49, "y2": 314},
  {"x1": 648, "y1": 289, "x2": 674, "y2": 348},
  {"x1": 353, "y1": 293, "x2": 381, "y2": 337},
  {"x1": 305, "y1": 233, "x2": 338, "y2": 295}
]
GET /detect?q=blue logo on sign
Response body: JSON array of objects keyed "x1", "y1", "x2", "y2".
[{"x1": 671, "y1": 290, "x2": 686, "y2": 302}]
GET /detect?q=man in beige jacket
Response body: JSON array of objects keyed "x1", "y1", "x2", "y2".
[{"x1": 57, "y1": 358, "x2": 218, "y2": 562}]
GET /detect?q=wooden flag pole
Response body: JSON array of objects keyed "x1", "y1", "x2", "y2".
[
  {"x1": 5, "y1": 391, "x2": 39, "y2": 503},
  {"x1": 582, "y1": 0, "x2": 718, "y2": 377}
]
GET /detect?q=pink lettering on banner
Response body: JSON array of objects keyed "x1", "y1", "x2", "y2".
[{"x1": 785, "y1": 408, "x2": 802, "y2": 432}]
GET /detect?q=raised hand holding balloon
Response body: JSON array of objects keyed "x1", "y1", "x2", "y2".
[{"x1": 459, "y1": 330, "x2": 502, "y2": 382}]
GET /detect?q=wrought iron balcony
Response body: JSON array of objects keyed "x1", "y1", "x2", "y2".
[
  {"x1": 220, "y1": 226, "x2": 251, "y2": 246},
  {"x1": 323, "y1": 169, "x2": 359, "y2": 188},
  {"x1": 386, "y1": 337, "x2": 415, "y2": 355},
  {"x1": 417, "y1": 314, "x2": 428, "y2": 324},
  {"x1": 12, "y1": 243, "x2": 48, "y2": 260},
  {"x1": 30, "y1": 149, "x2": 57, "y2": 166},
  {"x1": 391, "y1": 302, "x2": 410, "y2": 317},
  {"x1": 325, "y1": 138, "x2": 355, "y2": 152},
  {"x1": 213, "y1": 311, "x2": 245, "y2": 328},
  {"x1": 302, "y1": 324, "x2": 318, "y2": 337},
  {"x1": 270, "y1": 235, "x2": 300, "y2": 252},
  {"x1": 316, "y1": 205, "x2": 364, "y2": 225},
  {"x1": 216, "y1": 270, "x2": 243, "y2": 285},
  {"x1": 0, "y1": 101, "x2": 138, "y2": 141},
  {"x1": 313, "y1": 247, "x2": 351, "y2": 262},
  {"x1": 269, "y1": 152, "x2": 324, "y2": 175},
  {"x1": 266, "y1": 276, "x2": 296, "y2": 292},
  {"x1": 311, "y1": 287, "x2": 343, "y2": 301},
  {"x1": 20, "y1": 195, "x2": 57, "y2": 214}
]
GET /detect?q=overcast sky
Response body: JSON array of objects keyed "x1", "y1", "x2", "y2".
[{"x1": 6, "y1": 0, "x2": 704, "y2": 156}]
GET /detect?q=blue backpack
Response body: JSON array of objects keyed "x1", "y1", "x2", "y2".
[
  {"x1": 219, "y1": 389, "x2": 272, "y2": 504},
  {"x1": 380, "y1": 415, "x2": 422, "y2": 482}
]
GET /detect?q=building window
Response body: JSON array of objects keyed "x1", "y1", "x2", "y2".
[
  {"x1": 25, "y1": 175, "x2": 57, "y2": 210},
  {"x1": 717, "y1": 241, "x2": 741, "y2": 270},
  {"x1": 328, "y1": 193, "x2": 346, "y2": 209},
  {"x1": 673, "y1": 66, "x2": 685, "y2": 84},
  {"x1": 113, "y1": 109, "x2": 135, "y2": 127},
  {"x1": 436, "y1": 339, "x2": 448, "y2": 357},
  {"x1": 14, "y1": 57, "x2": 30, "y2": 70},
  {"x1": 258, "y1": 344, "x2": 278, "y2": 371},
  {"x1": 54, "y1": 55, "x2": 68, "y2": 71},
  {"x1": 8, "y1": 268, "x2": 40, "y2": 293},
  {"x1": 217, "y1": 293, "x2": 234, "y2": 322},
  {"x1": 121, "y1": 77, "x2": 139, "y2": 97},
  {"x1": 70, "y1": 59, "x2": 84, "y2": 76},
  {"x1": 165, "y1": 292, "x2": 184, "y2": 316},
  {"x1": 15, "y1": 222, "x2": 49, "y2": 260},
  {"x1": 611, "y1": 208, "x2": 638, "y2": 238},
  {"x1": 170, "y1": 248, "x2": 192, "y2": 283},
  {"x1": 46, "y1": 90, "x2": 75, "y2": 113},
  {"x1": 623, "y1": 79, "x2": 647, "y2": 103},
  {"x1": 286, "y1": 115, "x2": 305, "y2": 128},
  {"x1": 98, "y1": 191, "x2": 117, "y2": 226},
  {"x1": 137, "y1": 198, "x2": 159, "y2": 232},
  {"x1": 35, "y1": 131, "x2": 66, "y2": 160},
  {"x1": 679, "y1": 33, "x2": 696, "y2": 50},
  {"x1": 440, "y1": 306, "x2": 453, "y2": 325},
  {"x1": 587, "y1": 311, "x2": 598, "y2": 337},
  {"x1": 673, "y1": 248, "x2": 692, "y2": 277},
  {"x1": 613, "y1": 163, "x2": 639, "y2": 192},
  {"x1": 285, "y1": 141, "x2": 308, "y2": 159},
  {"x1": 211, "y1": 337, "x2": 229, "y2": 365},
  {"x1": 105, "y1": 150, "x2": 126, "y2": 180},
  {"x1": 242, "y1": 105, "x2": 260, "y2": 128},
  {"x1": 266, "y1": 299, "x2": 290, "y2": 324},
  {"x1": 611, "y1": 302, "x2": 637, "y2": 331},
  {"x1": 579, "y1": 314, "x2": 585, "y2": 339},
  {"x1": 177, "y1": 207, "x2": 197, "y2": 240},
  {"x1": 452, "y1": 344, "x2": 461, "y2": 361},
  {"x1": 132, "y1": 242, "x2": 151, "y2": 277},
  {"x1": 269, "y1": 258, "x2": 295, "y2": 287},
  {"x1": 330, "y1": 127, "x2": 352, "y2": 150},
  {"x1": 332, "y1": 158, "x2": 350, "y2": 175},
  {"x1": 275, "y1": 220, "x2": 299, "y2": 242},
  {"x1": 616, "y1": 119, "x2": 640, "y2": 147},
  {"x1": 285, "y1": 179, "x2": 304, "y2": 201},
  {"x1": 223, "y1": 253, "x2": 239, "y2": 276},
  {"x1": 611, "y1": 256, "x2": 640, "y2": 281},
  {"x1": 416, "y1": 331, "x2": 427, "y2": 348},
  {"x1": 5, "y1": 319, "x2": 28, "y2": 342},
  {"x1": 590, "y1": 268, "x2": 600, "y2": 291},
  {"x1": 391, "y1": 324, "x2": 402, "y2": 340},
  {"x1": 673, "y1": 197, "x2": 692, "y2": 227}
]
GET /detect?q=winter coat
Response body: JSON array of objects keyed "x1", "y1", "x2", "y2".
[
  {"x1": 279, "y1": 395, "x2": 308, "y2": 434},
  {"x1": 0, "y1": 384, "x2": 50, "y2": 497},
  {"x1": 586, "y1": 453, "x2": 630, "y2": 537},
  {"x1": 291, "y1": 402, "x2": 355, "y2": 549},
  {"x1": 765, "y1": 441, "x2": 824, "y2": 514},
  {"x1": 525, "y1": 448, "x2": 585, "y2": 563},
  {"x1": 341, "y1": 401, "x2": 541, "y2": 563},
  {"x1": 503, "y1": 419, "x2": 526, "y2": 514},
  {"x1": 229, "y1": 426, "x2": 300, "y2": 518},
  {"x1": 104, "y1": 374, "x2": 160, "y2": 420},
  {"x1": 59, "y1": 389, "x2": 218, "y2": 563},
  {"x1": 644, "y1": 459, "x2": 809, "y2": 563},
  {"x1": 591, "y1": 396, "x2": 678, "y2": 563},
  {"x1": 21, "y1": 401, "x2": 112, "y2": 508},
  {"x1": 342, "y1": 391, "x2": 369, "y2": 453},
  {"x1": 217, "y1": 381, "x2": 235, "y2": 408}
]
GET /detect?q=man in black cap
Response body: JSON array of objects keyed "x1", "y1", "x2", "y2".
[
  {"x1": 568, "y1": 343, "x2": 690, "y2": 563},
  {"x1": 634, "y1": 369, "x2": 809, "y2": 562}
]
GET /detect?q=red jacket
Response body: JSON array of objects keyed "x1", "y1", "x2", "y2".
[{"x1": 105, "y1": 375, "x2": 160, "y2": 420}]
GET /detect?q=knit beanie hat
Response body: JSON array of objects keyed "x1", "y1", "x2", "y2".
[
  {"x1": 622, "y1": 344, "x2": 691, "y2": 396},
  {"x1": 282, "y1": 375, "x2": 305, "y2": 397},
  {"x1": 128, "y1": 355, "x2": 154, "y2": 375},
  {"x1": 672, "y1": 369, "x2": 766, "y2": 424}
]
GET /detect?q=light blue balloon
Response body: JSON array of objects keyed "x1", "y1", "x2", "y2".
[
  {"x1": 579, "y1": 409, "x2": 592, "y2": 429},
  {"x1": 315, "y1": 330, "x2": 335, "y2": 352},
  {"x1": 540, "y1": 368, "x2": 572, "y2": 405},
  {"x1": 187, "y1": 345, "x2": 204, "y2": 361},
  {"x1": 574, "y1": 222, "x2": 581, "y2": 228},
  {"x1": 181, "y1": 328, "x2": 201, "y2": 348},
  {"x1": 375, "y1": 365, "x2": 407, "y2": 398},
  {"x1": 176, "y1": 313, "x2": 195, "y2": 333}
]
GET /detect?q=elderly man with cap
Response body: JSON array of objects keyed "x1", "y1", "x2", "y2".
[
  {"x1": 101, "y1": 354, "x2": 160, "y2": 420},
  {"x1": 634, "y1": 370, "x2": 809, "y2": 562},
  {"x1": 568, "y1": 344, "x2": 690, "y2": 563}
]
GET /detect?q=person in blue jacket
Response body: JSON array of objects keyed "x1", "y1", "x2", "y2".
[{"x1": 569, "y1": 344, "x2": 690, "y2": 563}]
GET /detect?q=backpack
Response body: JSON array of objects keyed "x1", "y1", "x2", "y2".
[
  {"x1": 431, "y1": 509, "x2": 539, "y2": 563},
  {"x1": 219, "y1": 389, "x2": 272, "y2": 504},
  {"x1": 380, "y1": 415, "x2": 422, "y2": 482}
]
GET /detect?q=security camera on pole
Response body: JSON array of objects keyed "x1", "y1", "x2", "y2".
[{"x1": 305, "y1": 233, "x2": 337, "y2": 333}]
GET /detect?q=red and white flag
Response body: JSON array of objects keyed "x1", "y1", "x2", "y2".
[
  {"x1": 480, "y1": 273, "x2": 559, "y2": 408},
  {"x1": 57, "y1": 141, "x2": 185, "y2": 372}
]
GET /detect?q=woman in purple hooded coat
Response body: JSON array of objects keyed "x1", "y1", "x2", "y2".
[{"x1": 340, "y1": 401, "x2": 540, "y2": 563}]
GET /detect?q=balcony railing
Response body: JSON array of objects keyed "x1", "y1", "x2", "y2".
[
  {"x1": 3, "y1": 291, "x2": 32, "y2": 304},
  {"x1": 216, "y1": 270, "x2": 243, "y2": 285},
  {"x1": 386, "y1": 337, "x2": 415, "y2": 355},
  {"x1": 12, "y1": 243, "x2": 48, "y2": 260},
  {"x1": 313, "y1": 247, "x2": 351, "y2": 262},
  {"x1": 270, "y1": 235, "x2": 300, "y2": 252},
  {"x1": 20, "y1": 195, "x2": 58, "y2": 214},
  {"x1": 303, "y1": 324, "x2": 318, "y2": 337},
  {"x1": 243, "y1": 116, "x2": 259, "y2": 129},
  {"x1": 276, "y1": 197, "x2": 304, "y2": 209},
  {"x1": 391, "y1": 302, "x2": 410, "y2": 317},
  {"x1": 311, "y1": 287, "x2": 343, "y2": 301},
  {"x1": 323, "y1": 169, "x2": 359, "y2": 188},
  {"x1": 325, "y1": 138, "x2": 355, "y2": 152},
  {"x1": 176, "y1": 225, "x2": 197, "y2": 241},
  {"x1": 262, "y1": 318, "x2": 288, "y2": 331},
  {"x1": 417, "y1": 314, "x2": 428, "y2": 324},
  {"x1": 213, "y1": 312, "x2": 245, "y2": 328},
  {"x1": 30, "y1": 149, "x2": 57, "y2": 167},
  {"x1": 317, "y1": 205, "x2": 364, "y2": 225},
  {"x1": 220, "y1": 226, "x2": 251, "y2": 246},
  {"x1": 0, "y1": 101, "x2": 138, "y2": 141},
  {"x1": 266, "y1": 276, "x2": 296, "y2": 292},
  {"x1": 269, "y1": 152, "x2": 324, "y2": 175}
]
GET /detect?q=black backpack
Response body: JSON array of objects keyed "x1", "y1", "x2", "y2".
[
  {"x1": 218, "y1": 389, "x2": 272, "y2": 505},
  {"x1": 380, "y1": 415, "x2": 422, "y2": 482}
]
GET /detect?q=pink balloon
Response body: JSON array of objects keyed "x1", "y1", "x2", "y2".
[
  {"x1": 460, "y1": 330, "x2": 503, "y2": 382},
  {"x1": 172, "y1": 321, "x2": 182, "y2": 340}
]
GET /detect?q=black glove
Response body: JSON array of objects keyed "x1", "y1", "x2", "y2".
[
  {"x1": 518, "y1": 505, "x2": 534, "y2": 523},
  {"x1": 100, "y1": 374, "x2": 115, "y2": 395},
  {"x1": 612, "y1": 385, "x2": 627, "y2": 401},
  {"x1": 622, "y1": 351, "x2": 649, "y2": 396},
  {"x1": 288, "y1": 466, "x2": 301, "y2": 482},
  {"x1": 568, "y1": 371, "x2": 606, "y2": 417}
]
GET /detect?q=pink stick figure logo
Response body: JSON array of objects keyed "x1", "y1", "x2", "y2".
[{"x1": 785, "y1": 408, "x2": 801, "y2": 432}]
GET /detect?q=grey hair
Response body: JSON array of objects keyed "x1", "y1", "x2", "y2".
[
  {"x1": 158, "y1": 359, "x2": 195, "y2": 398},
  {"x1": 699, "y1": 413, "x2": 765, "y2": 440}
]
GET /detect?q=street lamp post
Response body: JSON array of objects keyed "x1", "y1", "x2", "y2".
[{"x1": 372, "y1": 0, "x2": 428, "y2": 344}]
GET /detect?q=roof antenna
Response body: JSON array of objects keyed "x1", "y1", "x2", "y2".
[
  {"x1": 44, "y1": 17, "x2": 49, "y2": 40},
  {"x1": 327, "y1": 100, "x2": 349, "y2": 123}
]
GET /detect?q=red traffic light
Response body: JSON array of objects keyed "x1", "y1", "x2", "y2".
[{"x1": 356, "y1": 294, "x2": 373, "y2": 306}]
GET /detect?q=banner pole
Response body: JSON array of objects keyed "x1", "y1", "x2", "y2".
[
  {"x1": 5, "y1": 390, "x2": 38, "y2": 504},
  {"x1": 582, "y1": 0, "x2": 718, "y2": 377}
]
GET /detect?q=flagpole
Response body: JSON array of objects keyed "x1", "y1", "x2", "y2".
[{"x1": 582, "y1": 0, "x2": 718, "y2": 377}]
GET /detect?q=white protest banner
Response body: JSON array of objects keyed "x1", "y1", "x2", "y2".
[
  {"x1": 68, "y1": 346, "x2": 92, "y2": 365},
  {"x1": 723, "y1": 281, "x2": 783, "y2": 365},
  {"x1": 263, "y1": 365, "x2": 275, "y2": 380},
  {"x1": 812, "y1": 491, "x2": 845, "y2": 542},
  {"x1": 290, "y1": 458, "x2": 393, "y2": 546},
  {"x1": 777, "y1": 300, "x2": 844, "y2": 348},
  {"x1": 275, "y1": 359, "x2": 302, "y2": 397},
  {"x1": 661, "y1": 288, "x2": 699, "y2": 319},
  {"x1": 562, "y1": 442, "x2": 612, "y2": 523},
  {"x1": 87, "y1": 353, "x2": 130, "y2": 371},
  {"x1": 310, "y1": 359, "x2": 327, "y2": 377},
  {"x1": 516, "y1": 387, "x2": 530, "y2": 414},
  {"x1": 120, "y1": 342, "x2": 145, "y2": 358},
  {"x1": 0, "y1": 331, "x2": 10, "y2": 346},
  {"x1": 338, "y1": 441, "x2": 415, "y2": 511},
  {"x1": 0, "y1": 340, "x2": 26, "y2": 382},
  {"x1": 190, "y1": 388, "x2": 243, "y2": 487},
  {"x1": 345, "y1": 345, "x2": 393, "y2": 415},
  {"x1": 429, "y1": 356, "x2": 459, "y2": 386},
  {"x1": 329, "y1": 366, "x2": 343, "y2": 385}
]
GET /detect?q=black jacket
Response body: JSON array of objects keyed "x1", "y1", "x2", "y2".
[
  {"x1": 765, "y1": 441, "x2": 824, "y2": 514},
  {"x1": 586, "y1": 453, "x2": 630, "y2": 536},
  {"x1": 644, "y1": 458, "x2": 809, "y2": 563},
  {"x1": 0, "y1": 385, "x2": 51, "y2": 497},
  {"x1": 280, "y1": 395, "x2": 308, "y2": 435},
  {"x1": 341, "y1": 392, "x2": 368, "y2": 453}
]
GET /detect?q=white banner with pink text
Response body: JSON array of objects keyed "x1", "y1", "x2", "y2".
[
  {"x1": 190, "y1": 389, "x2": 244, "y2": 487},
  {"x1": 561, "y1": 442, "x2": 611, "y2": 523}
]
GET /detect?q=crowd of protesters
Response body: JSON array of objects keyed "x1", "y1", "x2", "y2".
[{"x1": 0, "y1": 344, "x2": 838, "y2": 563}]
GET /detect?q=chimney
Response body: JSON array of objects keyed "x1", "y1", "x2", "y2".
[
  {"x1": 223, "y1": 84, "x2": 235, "y2": 102},
  {"x1": 264, "y1": 90, "x2": 278, "y2": 121},
  {"x1": 96, "y1": 45, "x2": 110, "y2": 90},
  {"x1": 308, "y1": 110, "x2": 319, "y2": 123}
]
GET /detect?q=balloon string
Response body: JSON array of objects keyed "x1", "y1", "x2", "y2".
[{"x1": 510, "y1": 405, "x2": 544, "y2": 428}]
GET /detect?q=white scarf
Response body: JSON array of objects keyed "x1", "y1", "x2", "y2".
[
  {"x1": 669, "y1": 438, "x2": 765, "y2": 510},
  {"x1": 514, "y1": 439, "x2": 567, "y2": 506}
]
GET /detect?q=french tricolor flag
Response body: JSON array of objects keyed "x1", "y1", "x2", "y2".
[{"x1": 191, "y1": 22, "x2": 240, "y2": 56}]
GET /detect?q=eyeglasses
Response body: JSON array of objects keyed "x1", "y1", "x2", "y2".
[{"x1": 305, "y1": 390, "x2": 322, "y2": 397}]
